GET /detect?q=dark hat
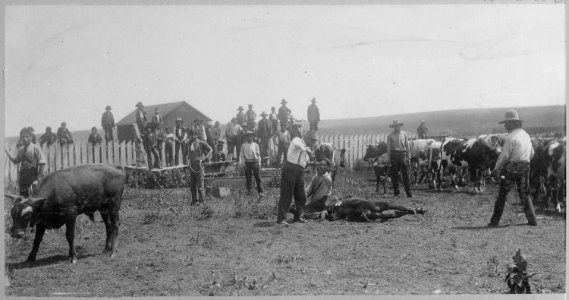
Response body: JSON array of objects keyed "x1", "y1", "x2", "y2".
[
  {"x1": 238, "y1": 106, "x2": 244, "y2": 111},
  {"x1": 105, "y1": 105, "x2": 111, "y2": 110},
  {"x1": 498, "y1": 109, "x2": 524, "y2": 124},
  {"x1": 304, "y1": 130, "x2": 319, "y2": 141},
  {"x1": 311, "y1": 97, "x2": 316, "y2": 103},
  {"x1": 260, "y1": 111, "x2": 268, "y2": 116},
  {"x1": 91, "y1": 126, "x2": 97, "y2": 131},
  {"x1": 248, "y1": 104, "x2": 253, "y2": 107},
  {"x1": 244, "y1": 130, "x2": 255, "y2": 137},
  {"x1": 389, "y1": 120, "x2": 404, "y2": 128},
  {"x1": 281, "y1": 99, "x2": 287, "y2": 104},
  {"x1": 187, "y1": 129, "x2": 196, "y2": 135},
  {"x1": 136, "y1": 101, "x2": 144, "y2": 108},
  {"x1": 175, "y1": 117, "x2": 183, "y2": 123}
]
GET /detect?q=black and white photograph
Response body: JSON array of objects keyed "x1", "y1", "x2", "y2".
[{"x1": 2, "y1": 0, "x2": 566, "y2": 297}]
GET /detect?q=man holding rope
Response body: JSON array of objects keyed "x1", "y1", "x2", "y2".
[
  {"x1": 5, "y1": 128, "x2": 46, "y2": 197},
  {"x1": 488, "y1": 109, "x2": 537, "y2": 227},
  {"x1": 186, "y1": 129, "x2": 212, "y2": 206}
]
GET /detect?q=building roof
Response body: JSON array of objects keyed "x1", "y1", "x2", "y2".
[{"x1": 116, "y1": 101, "x2": 211, "y2": 125}]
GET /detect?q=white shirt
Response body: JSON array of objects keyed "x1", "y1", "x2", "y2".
[
  {"x1": 493, "y1": 128, "x2": 534, "y2": 173},
  {"x1": 287, "y1": 137, "x2": 311, "y2": 168}
]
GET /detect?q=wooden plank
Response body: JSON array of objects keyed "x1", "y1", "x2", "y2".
[
  {"x1": 79, "y1": 142, "x2": 86, "y2": 165},
  {"x1": 94, "y1": 144, "x2": 101, "y2": 164},
  {"x1": 72, "y1": 143, "x2": 78, "y2": 167},
  {"x1": 119, "y1": 142, "x2": 126, "y2": 166},
  {"x1": 113, "y1": 141, "x2": 120, "y2": 165},
  {"x1": 126, "y1": 142, "x2": 133, "y2": 166}
]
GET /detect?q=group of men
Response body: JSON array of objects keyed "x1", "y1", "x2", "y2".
[{"x1": 226, "y1": 98, "x2": 320, "y2": 168}]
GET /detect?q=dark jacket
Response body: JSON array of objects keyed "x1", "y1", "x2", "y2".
[
  {"x1": 57, "y1": 127, "x2": 73, "y2": 145},
  {"x1": 88, "y1": 133, "x2": 102, "y2": 146},
  {"x1": 101, "y1": 111, "x2": 115, "y2": 129},
  {"x1": 307, "y1": 104, "x2": 320, "y2": 123},
  {"x1": 257, "y1": 118, "x2": 273, "y2": 139},
  {"x1": 39, "y1": 132, "x2": 57, "y2": 147}
]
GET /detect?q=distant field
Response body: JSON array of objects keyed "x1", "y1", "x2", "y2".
[{"x1": 4, "y1": 105, "x2": 565, "y2": 144}]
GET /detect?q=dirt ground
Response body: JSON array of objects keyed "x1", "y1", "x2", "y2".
[{"x1": 4, "y1": 170, "x2": 566, "y2": 297}]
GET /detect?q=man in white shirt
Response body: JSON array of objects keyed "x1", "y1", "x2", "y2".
[
  {"x1": 489, "y1": 109, "x2": 537, "y2": 227},
  {"x1": 239, "y1": 131, "x2": 264, "y2": 197},
  {"x1": 276, "y1": 130, "x2": 318, "y2": 225}
]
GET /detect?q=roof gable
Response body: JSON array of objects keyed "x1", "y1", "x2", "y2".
[{"x1": 117, "y1": 101, "x2": 211, "y2": 125}]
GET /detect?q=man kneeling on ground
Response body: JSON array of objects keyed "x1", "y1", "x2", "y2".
[{"x1": 290, "y1": 159, "x2": 426, "y2": 222}]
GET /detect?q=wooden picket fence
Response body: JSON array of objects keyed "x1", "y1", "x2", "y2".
[{"x1": 4, "y1": 132, "x2": 414, "y2": 187}]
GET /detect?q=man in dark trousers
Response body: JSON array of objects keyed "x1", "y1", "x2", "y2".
[
  {"x1": 257, "y1": 111, "x2": 273, "y2": 163},
  {"x1": 278, "y1": 99, "x2": 291, "y2": 129},
  {"x1": 239, "y1": 131, "x2": 264, "y2": 198},
  {"x1": 186, "y1": 129, "x2": 212, "y2": 205},
  {"x1": 39, "y1": 126, "x2": 57, "y2": 147},
  {"x1": 101, "y1": 105, "x2": 115, "y2": 144},
  {"x1": 386, "y1": 120, "x2": 414, "y2": 198},
  {"x1": 276, "y1": 130, "x2": 319, "y2": 225},
  {"x1": 307, "y1": 97, "x2": 320, "y2": 132},
  {"x1": 5, "y1": 128, "x2": 46, "y2": 197},
  {"x1": 143, "y1": 123, "x2": 161, "y2": 169},
  {"x1": 135, "y1": 101, "x2": 148, "y2": 135},
  {"x1": 174, "y1": 117, "x2": 188, "y2": 165},
  {"x1": 417, "y1": 120, "x2": 428, "y2": 139},
  {"x1": 488, "y1": 109, "x2": 537, "y2": 227}
]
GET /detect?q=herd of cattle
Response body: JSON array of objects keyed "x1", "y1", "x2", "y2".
[
  {"x1": 361, "y1": 134, "x2": 566, "y2": 212},
  {"x1": 3, "y1": 133, "x2": 566, "y2": 265}
]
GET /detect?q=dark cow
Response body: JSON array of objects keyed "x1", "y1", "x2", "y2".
[
  {"x1": 362, "y1": 141, "x2": 388, "y2": 163},
  {"x1": 328, "y1": 198, "x2": 426, "y2": 222},
  {"x1": 362, "y1": 141, "x2": 389, "y2": 193},
  {"x1": 437, "y1": 137, "x2": 501, "y2": 192},
  {"x1": 530, "y1": 137, "x2": 566, "y2": 212},
  {"x1": 314, "y1": 143, "x2": 348, "y2": 183},
  {"x1": 409, "y1": 139, "x2": 441, "y2": 188},
  {"x1": 5, "y1": 164, "x2": 125, "y2": 263}
]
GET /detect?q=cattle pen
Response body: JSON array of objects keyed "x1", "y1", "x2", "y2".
[{"x1": 4, "y1": 133, "x2": 416, "y2": 187}]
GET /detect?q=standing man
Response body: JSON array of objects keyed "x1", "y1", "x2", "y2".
[
  {"x1": 275, "y1": 124, "x2": 291, "y2": 167},
  {"x1": 143, "y1": 124, "x2": 161, "y2": 169},
  {"x1": 57, "y1": 122, "x2": 74, "y2": 146},
  {"x1": 174, "y1": 117, "x2": 188, "y2": 165},
  {"x1": 164, "y1": 127, "x2": 175, "y2": 167},
  {"x1": 135, "y1": 101, "x2": 148, "y2": 136},
  {"x1": 151, "y1": 107, "x2": 163, "y2": 129},
  {"x1": 307, "y1": 97, "x2": 320, "y2": 132},
  {"x1": 246, "y1": 104, "x2": 257, "y2": 132},
  {"x1": 269, "y1": 107, "x2": 279, "y2": 133},
  {"x1": 101, "y1": 105, "x2": 115, "y2": 144},
  {"x1": 194, "y1": 119, "x2": 206, "y2": 141},
  {"x1": 386, "y1": 120, "x2": 414, "y2": 198},
  {"x1": 5, "y1": 128, "x2": 46, "y2": 197},
  {"x1": 186, "y1": 129, "x2": 212, "y2": 205},
  {"x1": 417, "y1": 120, "x2": 429, "y2": 139},
  {"x1": 236, "y1": 106, "x2": 247, "y2": 128},
  {"x1": 488, "y1": 109, "x2": 537, "y2": 227},
  {"x1": 257, "y1": 111, "x2": 273, "y2": 164},
  {"x1": 227, "y1": 119, "x2": 243, "y2": 161},
  {"x1": 39, "y1": 126, "x2": 57, "y2": 147},
  {"x1": 209, "y1": 121, "x2": 221, "y2": 162},
  {"x1": 278, "y1": 99, "x2": 291, "y2": 129},
  {"x1": 239, "y1": 131, "x2": 264, "y2": 198},
  {"x1": 276, "y1": 130, "x2": 319, "y2": 225}
]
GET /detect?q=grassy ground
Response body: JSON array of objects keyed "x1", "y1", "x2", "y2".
[{"x1": 4, "y1": 169, "x2": 566, "y2": 296}]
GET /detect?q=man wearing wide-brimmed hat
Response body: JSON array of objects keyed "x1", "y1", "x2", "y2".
[
  {"x1": 239, "y1": 131, "x2": 264, "y2": 198},
  {"x1": 236, "y1": 106, "x2": 247, "y2": 127},
  {"x1": 278, "y1": 99, "x2": 291, "y2": 129},
  {"x1": 488, "y1": 109, "x2": 537, "y2": 227},
  {"x1": 276, "y1": 130, "x2": 319, "y2": 225},
  {"x1": 135, "y1": 101, "x2": 148, "y2": 134},
  {"x1": 386, "y1": 120, "x2": 413, "y2": 198},
  {"x1": 257, "y1": 111, "x2": 273, "y2": 163},
  {"x1": 307, "y1": 97, "x2": 320, "y2": 132},
  {"x1": 101, "y1": 105, "x2": 115, "y2": 144},
  {"x1": 143, "y1": 123, "x2": 161, "y2": 170},
  {"x1": 174, "y1": 117, "x2": 188, "y2": 165}
]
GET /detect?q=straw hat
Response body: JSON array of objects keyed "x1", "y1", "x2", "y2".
[
  {"x1": 135, "y1": 101, "x2": 144, "y2": 108},
  {"x1": 389, "y1": 120, "x2": 404, "y2": 128},
  {"x1": 498, "y1": 109, "x2": 524, "y2": 124}
]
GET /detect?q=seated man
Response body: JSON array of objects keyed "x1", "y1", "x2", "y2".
[{"x1": 291, "y1": 159, "x2": 426, "y2": 221}]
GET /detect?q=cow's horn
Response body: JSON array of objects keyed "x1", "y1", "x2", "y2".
[{"x1": 20, "y1": 206, "x2": 33, "y2": 216}]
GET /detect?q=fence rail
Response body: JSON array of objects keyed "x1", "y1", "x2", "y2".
[{"x1": 4, "y1": 132, "x2": 415, "y2": 187}]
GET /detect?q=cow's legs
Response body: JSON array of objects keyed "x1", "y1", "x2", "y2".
[
  {"x1": 100, "y1": 210, "x2": 113, "y2": 252},
  {"x1": 65, "y1": 219, "x2": 77, "y2": 263},
  {"x1": 109, "y1": 210, "x2": 120, "y2": 258},
  {"x1": 26, "y1": 224, "x2": 46, "y2": 262}
]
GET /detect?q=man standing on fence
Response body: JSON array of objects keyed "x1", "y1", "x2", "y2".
[
  {"x1": 174, "y1": 117, "x2": 188, "y2": 165},
  {"x1": 39, "y1": 126, "x2": 57, "y2": 147},
  {"x1": 307, "y1": 97, "x2": 320, "y2": 132},
  {"x1": 386, "y1": 120, "x2": 414, "y2": 198},
  {"x1": 209, "y1": 121, "x2": 221, "y2": 162},
  {"x1": 246, "y1": 104, "x2": 257, "y2": 132},
  {"x1": 417, "y1": 120, "x2": 428, "y2": 139},
  {"x1": 57, "y1": 122, "x2": 73, "y2": 147},
  {"x1": 278, "y1": 99, "x2": 291, "y2": 129},
  {"x1": 186, "y1": 129, "x2": 212, "y2": 206},
  {"x1": 144, "y1": 123, "x2": 161, "y2": 169},
  {"x1": 5, "y1": 128, "x2": 46, "y2": 197},
  {"x1": 101, "y1": 105, "x2": 115, "y2": 144},
  {"x1": 135, "y1": 101, "x2": 148, "y2": 135}
]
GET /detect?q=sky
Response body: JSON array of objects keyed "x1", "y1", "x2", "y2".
[{"x1": 4, "y1": 4, "x2": 565, "y2": 136}]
